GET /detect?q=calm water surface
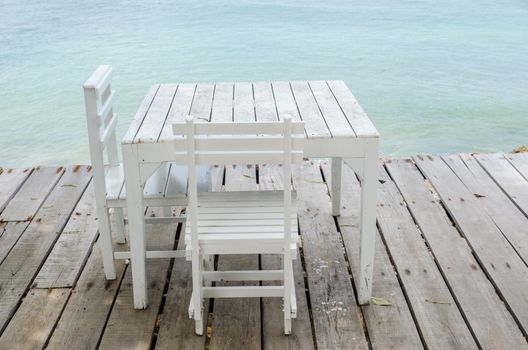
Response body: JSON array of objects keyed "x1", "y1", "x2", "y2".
[{"x1": 1, "y1": 0, "x2": 527, "y2": 166}]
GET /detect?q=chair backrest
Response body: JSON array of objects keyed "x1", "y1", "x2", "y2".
[
  {"x1": 176, "y1": 116, "x2": 304, "y2": 251},
  {"x1": 83, "y1": 65, "x2": 120, "y2": 200}
]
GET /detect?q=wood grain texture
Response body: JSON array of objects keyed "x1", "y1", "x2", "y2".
[
  {"x1": 259, "y1": 164, "x2": 315, "y2": 350},
  {"x1": 443, "y1": 154, "x2": 528, "y2": 264},
  {"x1": 0, "y1": 166, "x2": 91, "y2": 332},
  {"x1": 294, "y1": 161, "x2": 368, "y2": 350},
  {"x1": 0, "y1": 167, "x2": 32, "y2": 213},
  {"x1": 98, "y1": 208, "x2": 178, "y2": 349},
  {"x1": 322, "y1": 161, "x2": 423, "y2": 350},
  {"x1": 0, "y1": 222, "x2": 29, "y2": 266},
  {"x1": 415, "y1": 155, "x2": 528, "y2": 335},
  {"x1": 0, "y1": 288, "x2": 70, "y2": 350},
  {"x1": 122, "y1": 85, "x2": 159, "y2": 143},
  {"x1": 387, "y1": 158, "x2": 527, "y2": 349},
  {"x1": 474, "y1": 153, "x2": 528, "y2": 217},
  {"x1": 507, "y1": 153, "x2": 528, "y2": 180},
  {"x1": 45, "y1": 242, "x2": 127, "y2": 350},
  {"x1": 376, "y1": 164, "x2": 477, "y2": 349},
  {"x1": 134, "y1": 84, "x2": 177, "y2": 143},
  {"x1": 290, "y1": 81, "x2": 330, "y2": 138},
  {"x1": 254, "y1": 82, "x2": 279, "y2": 122},
  {"x1": 33, "y1": 181, "x2": 99, "y2": 288},
  {"x1": 0, "y1": 166, "x2": 64, "y2": 222}
]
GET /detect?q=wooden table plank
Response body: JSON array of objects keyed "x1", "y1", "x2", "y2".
[
  {"x1": 123, "y1": 85, "x2": 160, "y2": 144},
  {"x1": 271, "y1": 82, "x2": 301, "y2": 122},
  {"x1": 290, "y1": 82, "x2": 330, "y2": 138},
  {"x1": 326, "y1": 80, "x2": 378, "y2": 137},
  {"x1": 474, "y1": 153, "x2": 528, "y2": 217},
  {"x1": 0, "y1": 288, "x2": 70, "y2": 350},
  {"x1": 162, "y1": 83, "x2": 195, "y2": 138},
  {"x1": 0, "y1": 166, "x2": 64, "y2": 222},
  {"x1": 45, "y1": 241, "x2": 127, "y2": 350},
  {"x1": 190, "y1": 84, "x2": 215, "y2": 122},
  {"x1": 98, "y1": 208, "x2": 178, "y2": 349},
  {"x1": 443, "y1": 154, "x2": 528, "y2": 265},
  {"x1": 376, "y1": 164, "x2": 477, "y2": 349},
  {"x1": 253, "y1": 82, "x2": 279, "y2": 122},
  {"x1": 259, "y1": 164, "x2": 315, "y2": 350},
  {"x1": 322, "y1": 162, "x2": 423, "y2": 350},
  {"x1": 387, "y1": 159, "x2": 527, "y2": 349},
  {"x1": 211, "y1": 83, "x2": 234, "y2": 122},
  {"x1": 309, "y1": 81, "x2": 355, "y2": 137},
  {"x1": 415, "y1": 155, "x2": 528, "y2": 335},
  {"x1": 234, "y1": 83, "x2": 255, "y2": 122},
  {"x1": 507, "y1": 153, "x2": 528, "y2": 180},
  {"x1": 293, "y1": 161, "x2": 368, "y2": 350},
  {"x1": 209, "y1": 164, "x2": 261, "y2": 350},
  {"x1": 134, "y1": 84, "x2": 177, "y2": 143},
  {"x1": 0, "y1": 222, "x2": 29, "y2": 266},
  {"x1": 33, "y1": 181, "x2": 99, "y2": 289},
  {"x1": 0, "y1": 167, "x2": 33, "y2": 213},
  {"x1": 0, "y1": 166, "x2": 91, "y2": 332}
]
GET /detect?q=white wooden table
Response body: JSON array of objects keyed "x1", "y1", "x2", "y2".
[{"x1": 122, "y1": 81, "x2": 379, "y2": 309}]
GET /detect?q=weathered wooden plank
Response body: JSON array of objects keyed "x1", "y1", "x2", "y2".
[
  {"x1": 98, "y1": 208, "x2": 178, "y2": 349},
  {"x1": 123, "y1": 85, "x2": 160, "y2": 144},
  {"x1": 45, "y1": 242, "x2": 127, "y2": 350},
  {"x1": 209, "y1": 164, "x2": 261, "y2": 350},
  {"x1": 0, "y1": 222, "x2": 29, "y2": 266},
  {"x1": 271, "y1": 82, "x2": 302, "y2": 122},
  {"x1": 0, "y1": 166, "x2": 91, "y2": 332},
  {"x1": 309, "y1": 81, "x2": 355, "y2": 137},
  {"x1": 134, "y1": 84, "x2": 177, "y2": 143},
  {"x1": 290, "y1": 82, "x2": 330, "y2": 138},
  {"x1": 443, "y1": 154, "x2": 528, "y2": 264},
  {"x1": 387, "y1": 158, "x2": 527, "y2": 349},
  {"x1": 33, "y1": 181, "x2": 99, "y2": 288},
  {"x1": 322, "y1": 161, "x2": 423, "y2": 350},
  {"x1": 210, "y1": 83, "x2": 234, "y2": 122},
  {"x1": 474, "y1": 153, "x2": 528, "y2": 217},
  {"x1": 154, "y1": 236, "x2": 207, "y2": 349},
  {"x1": 190, "y1": 83, "x2": 215, "y2": 122},
  {"x1": 259, "y1": 164, "x2": 315, "y2": 350},
  {"x1": 507, "y1": 153, "x2": 528, "y2": 180},
  {"x1": 253, "y1": 82, "x2": 278, "y2": 122},
  {"x1": 293, "y1": 161, "x2": 368, "y2": 350},
  {"x1": 0, "y1": 288, "x2": 70, "y2": 350},
  {"x1": 376, "y1": 164, "x2": 477, "y2": 349},
  {"x1": 326, "y1": 80, "x2": 378, "y2": 137},
  {"x1": 0, "y1": 166, "x2": 64, "y2": 222},
  {"x1": 162, "y1": 83, "x2": 195, "y2": 138},
  {"x1": 234, "y1": 83, "x2": 255, "y2": 122},
  {"x1": 415, "y1": 155, "x2": 528, "y2": 335},
  {"x1": 0, "y1": 167, "x2": 32, "y2": 213}
]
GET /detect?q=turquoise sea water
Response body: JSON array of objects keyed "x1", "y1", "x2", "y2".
[{"x1": 1, "y1": 0, "x2": 527, "y2": 167}]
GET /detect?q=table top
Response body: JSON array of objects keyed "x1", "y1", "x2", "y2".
[{"x1": 123, "y1": 81, "x2": 378, "y2": 145}]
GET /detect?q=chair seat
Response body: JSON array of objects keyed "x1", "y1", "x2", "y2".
[
  {"x1": 185, "y1": 191, "x2": 299, "y2": 258},
  {"x1": 106, "y1": 163, "x2": 188, "y2": 208}
]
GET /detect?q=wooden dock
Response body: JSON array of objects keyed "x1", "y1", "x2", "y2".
[{"x1": 0, "y1": 153, "x2": 527, "y2": 349}]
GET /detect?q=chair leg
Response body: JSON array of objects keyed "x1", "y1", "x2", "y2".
[
  {"x1": 98, "y1": 209, "x2": 116, "y2": 280},
  {"x1": 113, "y1": 208, "x2": 127, "y2": 244},
  {"x1": 283, "y1": 252, "x2": 293, "y2": 335},
  {"x1": 192, "y1": 251, "x2": 204, "y2": 335}
]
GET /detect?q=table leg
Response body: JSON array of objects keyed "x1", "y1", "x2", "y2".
[
  {"x1": 331, "y1": 157, "x2": 342, "y2": 216},
  {"x1": 123, "y1": 145, "x2": 148, "y2": 309},
  {"x1": 358, "y1": 140, "x2": 378, "y2": 305}
]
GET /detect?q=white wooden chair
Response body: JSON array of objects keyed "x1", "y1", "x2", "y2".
[
  {"x1": 83, "y1": 65, "x2": 187, "y2": 280},
  {"x1": 174, "y1": 115, "x2": 304, "y2": 335}
]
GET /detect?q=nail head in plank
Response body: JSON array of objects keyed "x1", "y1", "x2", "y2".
[
  {"x1": 376, "y1": 164, "x2": 477, "y2": 349},
  {"x1": 0, "y1": 166, "x2": 64, "y2": 222},
  {"x1": 387, "y1": 158, "x2": 526, "y2": 348},
  {"x1": 321, "y1": 161, "x2": 423, "y2": 350},
  {"x1": 415, "y1": 155, "x2": 528, "y2": 334}
]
